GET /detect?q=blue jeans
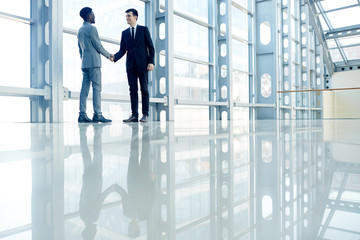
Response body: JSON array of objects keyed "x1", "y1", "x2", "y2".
[{"x1": 79, "y1": 68, "x2": 102, "y2": 115}]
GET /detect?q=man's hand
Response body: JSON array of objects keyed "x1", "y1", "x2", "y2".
[
  {"x1": 147, "y1": 63, "x2": 154, "y2": 71},
  {"x1": 110, "y1": 54, "x2": 114, "y2": 62}
]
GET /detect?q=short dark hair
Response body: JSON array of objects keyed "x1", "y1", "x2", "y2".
[
  {"x1": 125, "y1": 8, "x2": 138, "y2": 18},
  {"x1": 80, "y1": 7, "x2": 92, "y2": 21}
]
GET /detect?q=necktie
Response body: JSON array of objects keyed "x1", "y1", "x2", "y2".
[{"x1": 131, "y1": 27, "x2": 135, "y2": 40}]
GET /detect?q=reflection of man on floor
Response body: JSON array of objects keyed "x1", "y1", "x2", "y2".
[
  {"x1": 78, "y1": 124, "x2": 113, "y2": 240},
  {"x1": 121, "y1": 124, "x2": 155, "y2": 238}
]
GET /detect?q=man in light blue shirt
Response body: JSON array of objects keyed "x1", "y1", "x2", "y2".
[{"x1": 77, "y1": 7, "x2": 113, "y2": 123}]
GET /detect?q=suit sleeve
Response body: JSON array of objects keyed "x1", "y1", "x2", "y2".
[
  {"x1": 78, "y1": 40, "x2": 83, "y2": 59},
  {"x1": 114, "y1": 33, "x2": 127, "y2": 62},
  {"x1": 144, "y1": 27, "x2": 155, "y2": 65},
  {"x1": 90, "y1": 27, "x2": 111, "y2": 59}
]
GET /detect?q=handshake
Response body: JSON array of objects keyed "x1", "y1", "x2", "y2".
[{"x1": 108, "y1": 54, "x2": 154, "y2": 71}]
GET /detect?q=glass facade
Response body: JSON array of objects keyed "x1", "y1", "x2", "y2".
[
  {"x1": 1, "y1": 2, "x2": 360, "y2": 239},
  {"x1": 1, "y1": 0, "x2": 356, "y2": 122}
]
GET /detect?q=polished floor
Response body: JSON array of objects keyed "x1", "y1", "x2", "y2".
[{"x1": 0, "y1": 119, "x2": 360, "y2": 240}]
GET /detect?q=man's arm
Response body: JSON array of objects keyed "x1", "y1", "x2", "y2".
[
  {"x1": 90, "y1": 26, "x2": 111, "y2": 59},
  {"x1": 144, "y1": 27, "x2": 155, "y2": 65},
  {"x1": 78, "y1": 40, "x2": 83, "y2": 59},
  {"x1": 114, "y1": 33, "x2": 127, "y2": 62}
]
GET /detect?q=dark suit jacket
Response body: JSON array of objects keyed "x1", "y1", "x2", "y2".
[{"x1": 114, "y1": 25, "x2": 155, "y2": 71}]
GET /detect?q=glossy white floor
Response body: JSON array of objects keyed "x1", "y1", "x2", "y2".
[{"x1": 1, "y1": 119, "x2": 360, "y2": 240}]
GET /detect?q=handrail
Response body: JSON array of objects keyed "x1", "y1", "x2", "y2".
[{"x1": 278, "y1": 87, "x2": 360, "y2": 93}]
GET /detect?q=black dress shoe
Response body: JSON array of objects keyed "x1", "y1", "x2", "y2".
[
  {"x1": 123, "y1": 115, "x2": 138, "y2": 123},
  {"x1": 78, "y1": 114, "x2": 92, "y2": 123},
  {"x1": 93, "y1": 114, "x2": 112, "y2": 123},
  {"x1": 139, "y1": 115, "x2": 148, "y2": 123}
]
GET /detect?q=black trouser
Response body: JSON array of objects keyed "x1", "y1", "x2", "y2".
[{"x1": 127, "y1": 67, "x2": 149, "y2": 117}]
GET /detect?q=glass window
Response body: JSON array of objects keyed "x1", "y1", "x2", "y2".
[
  {"x1": 232, "y1": 40, "x2": 249, "y2": 72},
  {"x1": 0, "y1": 0, "x2": 30, "y2": 18},
  {"x1": 0, "y1": 18, "x2": 30, "y2": 88},
  {"x1": 175, "y1": 106, "x2": 209, "y2": 122},
  {"x1": 174, "y1": 59, "x2": 209, "y2": 101},
  {"x1": 234, "y1": 107, "x2": 249, "y2": 120},
  {"x1": 174, "y1": 16, "x2": 209, "y2": 62},
  {"x1": 343, "y1": 46, "x2": 360, "y2": 61},
  {"x1": 0, "y1": 97, "x2": 30, "y2": 123},
  {"x1": 318, "y1": 15, "x2": 329, "y2": 31},
  {"x1": 232, "y1": 71, "x2": 249, "y2": 103},
  {"x1": 63, "y1": 100, "x2": 131, "y2": 122},
  {"x1": 233, "y1": 0, "x2": 248, "y2": 9},
  {"x1": 326, "y1": 39, "x2": 337, "y2": 48},
  {"x1": 326, "y1": 8, "x2": 360, "y2": 29},
  {"x1": 63, "y1": 34, "x2": 122, "y2": 94},
  {"x1": 329, "y1": 49, "x2": 343, "y2": 62},
  {"x1": 63, "y1": 0, "x2": 145, "y2": 39},
  {"x1": 320, "y1": 0, "x2": 358, "y2": 11},
  {"x1": 174, "y1": 0, "x2": 208, "y2": 22},
  {"x1": 232, "y1": 7, "x2": 248, "y2": 40},
  {"x1": 339, "y1": 36, "x2": 360, "y2": 47}
]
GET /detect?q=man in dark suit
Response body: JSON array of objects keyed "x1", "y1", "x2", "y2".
[{"x1": 113, "y1": 8, "x2": 155, "y2": 123}]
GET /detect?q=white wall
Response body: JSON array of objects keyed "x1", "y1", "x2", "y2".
[{"x1": 323, "y1": 70, "x2": 360, "y2": 118}]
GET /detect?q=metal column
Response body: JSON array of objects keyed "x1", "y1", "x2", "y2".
[
  {"x1": 152, "y1": 0, "x2": 174, "y2": 121},
  {"x1": 255, "y1": 0, "x2": 277, "y2": 119},
  {"x1": 314, "y1": 37, "x2": 324, "y2": 119},
  {"x1": 30, "y1": 0, "x2": 63, "y2": 122},
  {"x1": 209, "y1": 0, "x2": 217, "y2": 121},
  {"x1": 300, "y1": 0, "x2": 311, "y2": 119},
  {"x1": 216, "y1": 0, "x2": 233, "y2": 121}
]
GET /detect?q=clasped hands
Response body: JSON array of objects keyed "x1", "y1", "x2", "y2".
[{"x1": 109, "y1": 54, "x2": 154, "y2": 71}]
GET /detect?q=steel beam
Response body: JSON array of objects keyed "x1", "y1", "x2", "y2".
[
  {"x1": 255, "y1": 0, "x2": 277, "y2": 119},
  {"x1": 304, "y1": 0, "x2": 334, "y2": 75},
  {"x1": 30, "y1": 0, "x2": 63, "y2": 123},
  {"x1": 315, "y1": 1, "x2": 349, "y2": 65},
  {"x1": 323, "y1": 4, "x2": 358, "y2": 14},
  {"x1": 325, "y1": 24, "x2": 360, "y2": 40},
  {"x1": 335, "y1": 59, "x2": 360, "y2": 72},
  {"x1": 216, "y1": 0, "x2": 233, "y2": 121},
  {"x1": 209, "y1": 0, "x2": 216, "y2": 120}
]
